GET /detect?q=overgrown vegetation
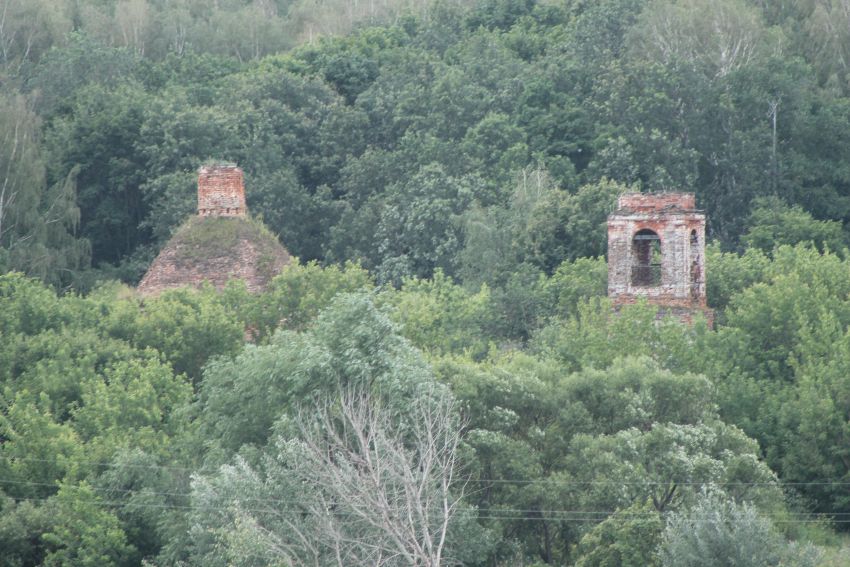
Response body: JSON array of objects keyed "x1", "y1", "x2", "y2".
[
  {"x1": 3, "y1": 244, "x2": 850, "y2": 564},
  {"x1": 4, "y1": 0, "x2": 850, "y2": 565},
  {"x1": 5, "y1": 0, "x2": 850, "y2": 288},
  {"x1": 171, "y1": 215, "x2": 286, "y2": 268}
]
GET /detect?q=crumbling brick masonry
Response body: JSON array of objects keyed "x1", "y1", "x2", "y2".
[
  {"x1": 137, "y1": 163, "x2": 290, "y2": 297},
  {"x1": 608, "y1": 193, "x2": 713, "y2": 326},
  {"x1": 197, "y1": 164, "x2": 246, "y2": 216}
]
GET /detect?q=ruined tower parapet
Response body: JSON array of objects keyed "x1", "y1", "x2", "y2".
[
  {"x1": 197, "y1": 164, "x2": 246, "y2": 217},
  {"x1": 137, "y1": 162, "x2": 290, "y2": 297},
  {"x1": 608, "y1": 193, "x2": 713, "y2": 326}
]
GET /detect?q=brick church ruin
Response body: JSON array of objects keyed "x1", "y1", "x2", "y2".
[
  {"x1": 607, "y1": 193, "x2": 713, "y2": 325},
  {"x1": 137, "y1": 164, "x2": 290, "y2": 296}
]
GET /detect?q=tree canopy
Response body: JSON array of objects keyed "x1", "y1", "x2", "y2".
[{"x1": 3, "y1": 0, "x2": 850, "y2": 565}]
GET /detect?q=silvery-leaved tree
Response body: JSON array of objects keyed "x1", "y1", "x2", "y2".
[{"x1": 661, "y1": 490, "x2": 821, "y2": 567}]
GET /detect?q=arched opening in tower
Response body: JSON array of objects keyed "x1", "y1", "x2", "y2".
[
  {"x1": 632, "y1": 229, "x2": 662, "y2": 286},
  {"x1": 690, "y1": 229, "x2": 701, "y2": 297}
]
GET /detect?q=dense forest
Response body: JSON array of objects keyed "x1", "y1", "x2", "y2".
[{"x1": 3, "y1": 0, "x2": 850, "y2": 564}]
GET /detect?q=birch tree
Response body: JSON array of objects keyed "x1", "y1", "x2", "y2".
[
  {"x1": 0, "y1": 93, "x2": 42, "y2": 250},
  {"x1": 627, "y1": 0, "x2": 770, "y2": 79},
  {"x1": 115, "y1": 0, "x2": 150, "y2": 57},
  {"x1": 0, "y1": 0, "x2": 71, "y2": 72},
  {"x1": 0, "y1": 93, "x2": 88, "y2": 285}
]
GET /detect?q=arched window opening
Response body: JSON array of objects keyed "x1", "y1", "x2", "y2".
[
  {"x1": 690, "y1": 229, "x2": 701, "y2": 295},
  {"x1": 632, "y1": 229, "x2": 662, "y2": 286}
]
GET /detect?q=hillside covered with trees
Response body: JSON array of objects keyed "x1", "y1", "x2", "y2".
[{"x1": 2, "y1": 0, "x2": 850, "y2": 565}]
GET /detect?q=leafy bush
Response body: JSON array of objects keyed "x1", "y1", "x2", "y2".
[{"x1": 660, "y1": 491, "x2": 821, "y2": 567}]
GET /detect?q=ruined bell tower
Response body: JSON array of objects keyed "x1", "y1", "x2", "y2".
[
  {"x1": 197, "y1": 164, "x2": 246, "y2": 217},
  {"x1": 607, "y1": 193, "x2": 713, "y2": 325}
]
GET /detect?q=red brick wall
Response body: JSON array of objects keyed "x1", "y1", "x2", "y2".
[
  {"x1": 197, "y1": 165, "x2": 246, "y2": 216},
  {"x1": 607, "y1": 193, "x2": 713, "y2": 326},
  {"x1": 617, "y1": 193, "x2": 695, "y2": 212},
  {"x1": 137, "y1": 236, "x2": 290, "y2": 296}
]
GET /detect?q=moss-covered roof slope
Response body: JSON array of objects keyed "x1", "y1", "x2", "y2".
[{"x1": 137, "y1": 216, "x2": 290, "y2": 296}]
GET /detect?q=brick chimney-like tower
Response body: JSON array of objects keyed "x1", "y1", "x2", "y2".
[
  {"x1": 607, "y1": 193, "x2": 713, "y2": 325},
  {"x1": 197, "y1": 164, "x2": 246, "y2": 217}
]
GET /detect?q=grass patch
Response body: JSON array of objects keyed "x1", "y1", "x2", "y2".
[{"x1": 171, "y1": 216, "x2": 283, "y2": 261}]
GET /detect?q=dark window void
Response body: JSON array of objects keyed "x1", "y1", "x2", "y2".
[{"x1": 632, "y1": 229, "x2": 662, "y2": 286}]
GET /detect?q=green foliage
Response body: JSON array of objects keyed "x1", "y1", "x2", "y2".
[
  {"x1": 488, "y1": 262, "x2": 550, "y2": 342},
  {"x1": 775, "y1": 325, "x2": 850, "y2": 515},
  {"x1": 522, "y1": 178, "x2": 626, "y2": 272},
  {"x1": 573, "y1": 501, "x2": 663, "y2": 567},
  {"x1": 0, "y1": 95, "x2": 88, "y2": 287},
  {"x1": 720, "y1": 245, "x2": 850, "y2": 382},
  {"x1": 9, "y1": 0, "x2": 850, "y2": 564},
  {"x1": 387, "y1": 269, "x2": 494, "y2": 358},
  {"x1": 3, "y1": 328, "x2": 142, "y2": 419},
  {"x1": 71, "y1": 356, "x2": 192, "y2": 460},
  {"x1": 660, "y1": 491, "x2": 821, "y2": 567},
  {"x1": 0, "y1": 0, "x2": 70, "y2": 72},
  {"x1": 0, "y1": 272, "x2": 63, "y2": 335},
  {"x1": 4, "y1": 0, "x2": 850, "y2": 291},
  {"x1": 437, "y1": 355, "x2": 775, "y2": 564},
  {"x1": 189, "y1": 386, "x2": 477, "y2": 567},
  {"x1": 372, "y1": 163, "x2": 486, "y2": 284},
  {"x1": 28, "y1": 32, "x2": 139, "y2": 116},
  {"x1": 696, "y1": 245, "x2": 850, "y2": 519},
  {"x1": 627, "y1": 0, "x2": 774, "y2": 79},
  {"x1": 742, "y1": 196, "x2": 847, "y2": 254},
  {"x1": 196, "y1": 292, "x2": 434, "y2": 458},
  {"x1": 543, "y1": 256, "x2": 607, "y2": 319},
  {"x1": 532, "y1": 298, "x2": 709, "y2": 374},
  {"x1": 0, "y1": 496, "x2": 53, "y2": 567},
  {"x1": 560, "y1": 356, "x2": 718, "y2": 431},
  {"x1": 4, "y1": 238, "x2": 850, "y2": 565},
  {"x1": 41, "y1": 483, "x2": 136, "y2": 567},
  {"x1": 0, "y1": 273, "x2": 215, "y2": 564},
  {"x1": 92, "y1": 449, "x2": 188, "y2": 563},
  {"x1": 103, "y1": 287, "x2": 245, "y2": 383},
  {"x1": 567, "y1": 421, "x2": 778, "y2": 514},
  {"x1": 245, "y1": 258, "x2": 373, "y2": 340},
  {"x1": 44, "y1": 80, "x2": 151, "y2": 268},
  {"x1": 705, "y1": 243, "x2": 770, "y2": 311},
  {"x1": 0, "y1": 391, "x2": 84, "y2": 498}
]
